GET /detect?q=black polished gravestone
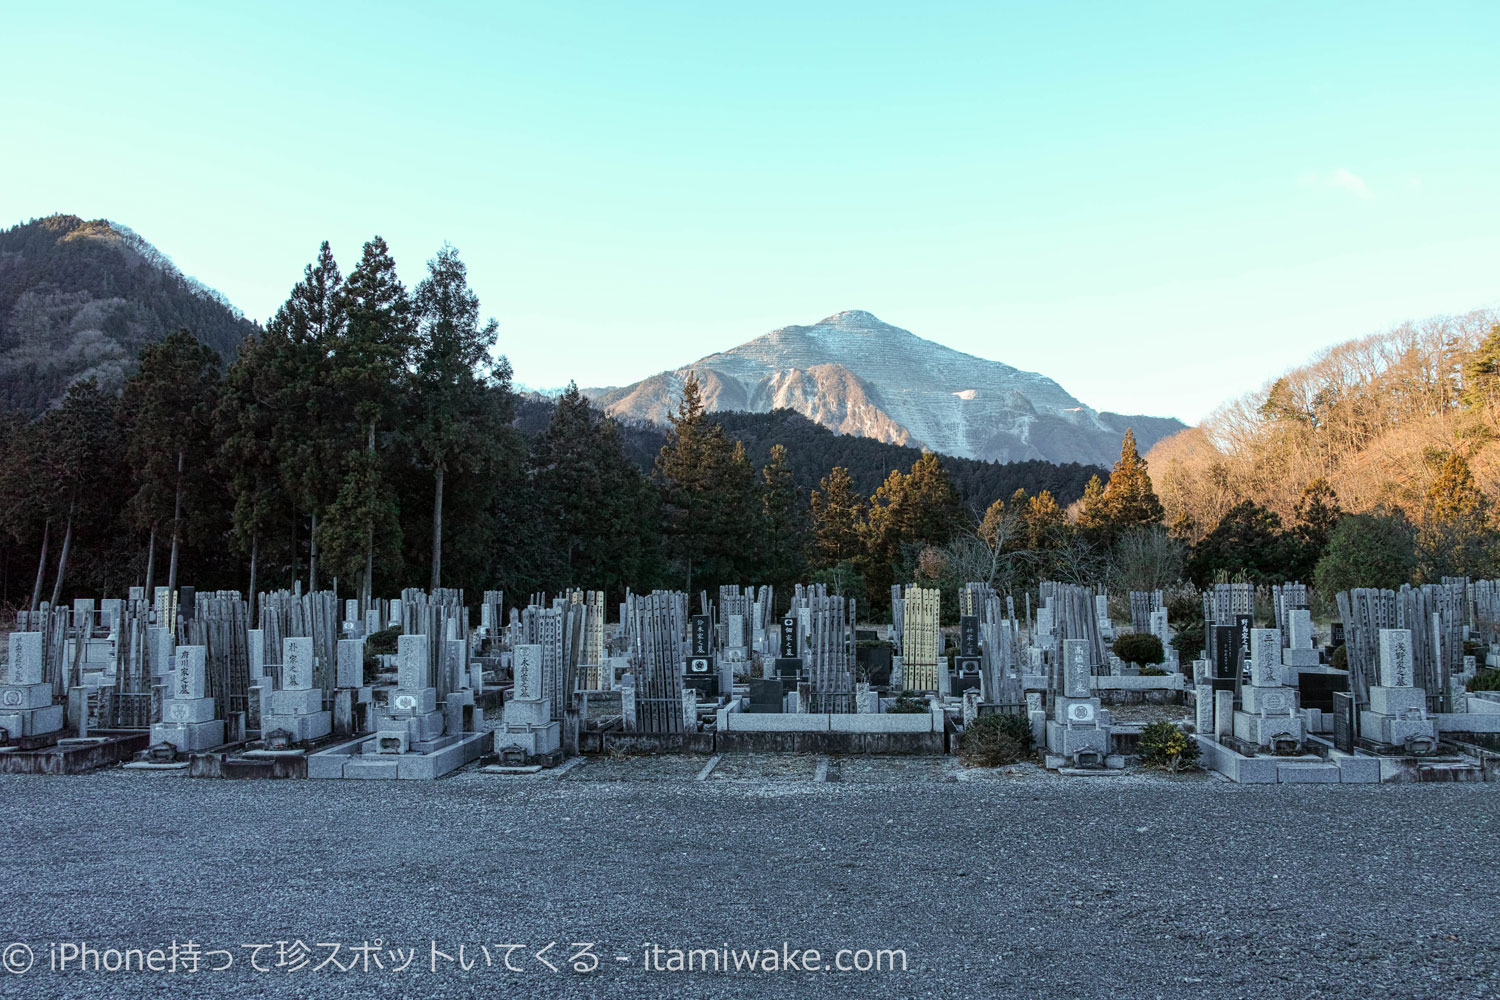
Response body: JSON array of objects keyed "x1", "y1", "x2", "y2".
[
  {"x1": 685, "y1": 654, "x2": 717, "y2": 698},
  {"x1": 178, "y1": 586, "x2": 196, "y2": 622},
  {"x1": 856, "y1": 643, "x2": 893, "y2": 687},
  {"x1": 953, "y1": 655, "x2": 982, "y2": 693},
  {"x1": 690, "y1": 615, "x2": 712, "y2": 657},
  {"x1": 1331, "y1": 621, "x2": 1346, "y2": 647},
  {"x1": 1211, "y1": 624, "x2": 1240, "y2": 692},
  {"x1": 959, "y1": 615, "x2": 980, "y2": 657},
  {"x1": 780, "y1": 617, "x2": 799, "y2": 659},
  {"x1": 747, "y1": 677, "x2": 784, "y2": 713},
  {"x1": 774, "y1": 657, "x2": 803, "y2": 687},
  {"x1": 1331, "y1": 690, "x2": 1356, "y2": 753},
  {"x1": 1296, "y1": 671, "x2": 1348, "y2": 713}
]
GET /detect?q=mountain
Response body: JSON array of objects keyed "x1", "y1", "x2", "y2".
[
  {"x1": 586, "y1": 310, "x2": 1186, "y2": 466},
  {"x1": 0, "y1": 215, "x2": 257, "y2": 416}
]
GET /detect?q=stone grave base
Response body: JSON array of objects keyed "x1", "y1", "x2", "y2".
[
  {"x1": 593, "y1": 730, "x2": 717, "y2": 755},
  {"x1": 1356, "y1": 746, "x2": 1487, "y2": 783},
  {"x1": 0, "y1": 731, "x2": 149, "y2": 775},
  {"x1": 1197, "y1": 735, "x2": 1380, "y2": 783},
  {"x1": 715, "y1": 729, "x2": 945, "y2": 754},
  {"x1": 1044, "y1": 753, "x2": 1126, "y2": 772},
  {"x1": 306, "y1": 731, "x2": 490, "y2": 780},
  {"x1": 186, "y1": 736, "x2": 347, "y2": 779}
]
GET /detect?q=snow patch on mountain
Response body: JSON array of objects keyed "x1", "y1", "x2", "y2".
[{"x1": 586, "y1": 311, "x2": 1185, "y2": 466}]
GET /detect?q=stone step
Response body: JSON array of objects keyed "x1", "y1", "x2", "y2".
[{"x1": 1277, "y1": 762, "x2": 1341, "y2": 783}]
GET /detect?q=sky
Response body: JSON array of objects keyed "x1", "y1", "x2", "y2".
[{"x1": 3, "y1": 1, "x2": 1498, "y2": 423}]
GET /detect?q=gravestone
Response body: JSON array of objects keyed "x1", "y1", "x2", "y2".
[
  {"x1": 261, "y1": 636, "x2": 332, "y2": 743},
  {"x1": 779, "y1": 617, "x2": 798, "y2": 659},
  {"x1": 1359, "y1": 628, "x2": 1438, "y2": 753},
  {"x1": 1210, "y1": 624, "x2": 1239, "y2": 692},
  {"x1": 684, "y1": 653, "x2": 718, "y2": 698},
  {"x1": 1331, "y1": 691, "x2": 1356, "y2": 753},
  {"x1": 959, "y1": 616, "x2": 980, "y2": 657},
  {"x1": 0, "y1": 632, "x2": 62, "y2": 740},
  {"x1": 690, "y1": 615, "x2": 712, "y2": 657},
  {"x1": 748, "y1": 677, "x2": 783, "y2": 713},
  {"x1": 149, "y1": 645, "x2": 225, "y2": 752},
  {"x1": 1045, "y1": 638, "x2": 1110, "y2": 766},
  {"x1": 1232, "y1": 628, "x2": 1304, "y2": 752},
  {"x1": 494, "y1": 643, "x2": 560, "y2": 762},
  {"x1": 1282, "y1": 608, "x2": 1320, "y2": 674},
  {"x1": 1234, "y1": 614, "x2": 1253, "y2": 685}
]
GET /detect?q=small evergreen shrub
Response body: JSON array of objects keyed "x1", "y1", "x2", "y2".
[
  {"x1": 1468, "y1": 668, "x2": 1500, "y2": 692},
  {"x1": 1170, "y1": 622, "x2": 1205, "y2": 663},
  {"x1": 1330, "y1": 644, "x2": 1348, "y2": 672},
  {"x1": 1139, "y1": 664, "x2": 1168, "y2": 676},
  {"x1": 1138, "y1": 721, "x2": 1200, "y2": 772},
  {"x1": 366, "y1": 627, "x2": 400, "y2": 655},
  {"x1": 886, "y1": 691, "x2": 931, "y2": 714},
  {"x1": 1113, "y1": 633, "x2": 1165, "y2": 667},
  {"x1": 959, "y1": 713, "x2": 1035, "y2": 767}
]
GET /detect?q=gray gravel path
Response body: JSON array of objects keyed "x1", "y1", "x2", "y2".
[{"x1": 0, "y1": 762, "x2": 1496, "y2": 999}]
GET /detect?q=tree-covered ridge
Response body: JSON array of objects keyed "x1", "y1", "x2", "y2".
[
  {"x1": 514, "y1": 398, "x2": 1104, "y2": 513},
  {"x1": 0, "y1": 215, "x2": 257, "y2": 416},
  {"x1": 1148, "y1": 309, "x2": 1500, "y2": 578}
]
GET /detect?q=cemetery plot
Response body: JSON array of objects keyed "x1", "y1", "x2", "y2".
[
  {"x1": 829, "y1": 755, "x2": 956, "y2": 784},
  {"x1": 561, "y1": 753, "x2": 707, "y2": 783},
  {"x1": 707, "y1": 752, "x2": 822, "y2": 782}
]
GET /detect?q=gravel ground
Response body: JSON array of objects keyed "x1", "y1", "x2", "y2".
[{"x1": 0, "y1": 762, "x2": 1497, "y2": 999}]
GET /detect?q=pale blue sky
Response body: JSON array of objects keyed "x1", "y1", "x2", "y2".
[{"x1": 4, "y1": 1, "x2": 1497, "y2": 422}]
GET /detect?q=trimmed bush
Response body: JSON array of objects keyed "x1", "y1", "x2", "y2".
[
  {"x1": 1139, "y1": 721, "x2": 1200, "y2": 772},
  {"x1": 365, "y1": 626, "x2": 400, "y2": 655},
  {"x1": 959, "y1": 713, "x2": 1035, "y2": 767},
  {"x1": 1113, "y1": 633, "x2": 1165, "y2": 667}
]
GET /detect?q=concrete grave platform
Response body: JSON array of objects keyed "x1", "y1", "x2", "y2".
[
  {"x1": 1197, "y1": 736, "x2": 1381, "y2": 783},
  {"x1": 0, "y1": 730, "x2": 149, "y2": 775},
  {"x1": 307, "y1": 730, "x2": 490, "y2": 780}
]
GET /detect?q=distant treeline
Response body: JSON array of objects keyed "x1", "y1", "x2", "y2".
[{"x1": 516, "y1": 397, "x2": 1102, "y2": 512}]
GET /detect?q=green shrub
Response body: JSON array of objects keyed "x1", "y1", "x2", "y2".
[
  {"x1": 365, "y1": 627, "x2": 400, "y2": 655},
  {"x1": 1330, "y1": 644, "x2": 1348, "y2": 672},
  {"x1": 886, "y1": 691, "x2": 931, "y2": 714},
  {"x1": 1468, "y1": 668, "x2": 1500, "y2": 692},
  {"x1": 1113, "y1": 633, "x2": 1165, "y2": 667},
  {"x1": 1170, "y1": 621, "x2": 1205, "y2": 662},
  {"x1": 1313, "y1": 510, "x2": 1417, "y2": 595},
  {"x1": 959, "y1": 713, "x2": 1035, "y2": 767},
  {"x1": 1138, "y1": 721, "x2": 1200, "y2": 772},
  {"x1": 1139, "y1": 665, "x2": 1168, "y2": 676}
]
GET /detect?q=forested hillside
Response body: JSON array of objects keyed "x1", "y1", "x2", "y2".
[
  {"x1": 515, "y1": 396, "x2": 1102, "y2": 511},
  {"x1": 0, "y1": 215, "x2": 255, "y2": 415},
  {"x1": 1148, "y1": 308, "x2": 1500, "y2": 583}
]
